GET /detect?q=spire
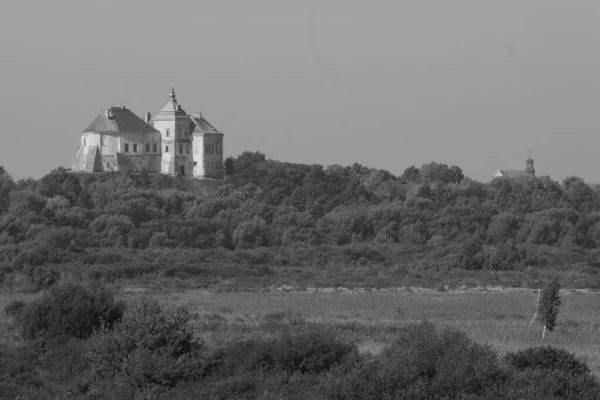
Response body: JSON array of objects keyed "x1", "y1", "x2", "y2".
[
  {"x1": 153, "y1": 87, "x2": 187, "y2": 121},
  {"x1": 525, "y1": 150, "x2": 535, "y2": 176}
]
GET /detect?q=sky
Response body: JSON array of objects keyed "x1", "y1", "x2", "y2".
[{"x1": 0, "y1": 0, "x2": 599, "y2": 182}]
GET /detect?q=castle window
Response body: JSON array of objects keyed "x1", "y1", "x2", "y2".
[
  {"x1": 153, "y1": 143, "x2": 157, "y2": 152},
  {"x1": 146, "y1": 143, "x2": 150, "y2": 152},
  {"x1": 83, "y1": 137, "x2": 86, "y2": 146},
  {"x1": 166, "y1": 129, "x2": 170, "y2": 137},
  {"x1": 205, "y1": 145, "x2": 208, "y2": 154},
  {"x1": 101, "y1": 136, "x2": 106, "y2": 146},
  {"x1": 179, "y1": 144, "x2": 183, "y2": 154},
  {"x1": 133, "y1": 144, "x2": 138, "y2": 153},
  {"x1": 186, "y1": 145, "x2": 190, "y2": 154},
  {"x1": 165, "y1": 145, "x2": 169, "y2": 153},
  {"x1": 124, "y1": 143, "x2": 129, "y2": 152}
]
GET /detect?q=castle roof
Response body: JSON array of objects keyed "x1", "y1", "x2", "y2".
[
  {"x1": 152, "y1": 88, "x2": 189, "y2": 122},
  {"x1": 496, "y1": 170, "x2": 527, "y2": 179},
  {"x1": 82, "y1": 106, "x2": 158, "y2": 134},
  {"x1": 190, "y1": 114, "x2": 222, "y2": 135}
]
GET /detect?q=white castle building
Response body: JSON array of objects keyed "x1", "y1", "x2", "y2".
[{"x1": 72, "y1": 88, "x2": 224, "y2": 178}]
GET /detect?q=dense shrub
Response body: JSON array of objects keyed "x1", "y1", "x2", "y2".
[
  {"x1": 316, "y1": 321, "x2": 505, "y2": 399},
  {"x1": 206, "y1": 327, "x2": 358, "y2": 378},
  {"x1": 275, "y1": 329, "x2": 358, "y2": 374},
  {"x1": 504, "y1": 346, "x2": 590, "y2": 376},
  {"x1": 487, "y1": 368, "x2": 600, "y2": 399},
  {"x1": 4, "y1": 299, "x2": 25, "y2": 318},
  {"x1": 0, "y1": 346, "x2": 46, "y2": 399},
  {"x1": 86, "y1": 298, "x2": 204, "y2": 392},
  {"x1": 15, "y1": 282, "x2": 124, "y2": 341}
]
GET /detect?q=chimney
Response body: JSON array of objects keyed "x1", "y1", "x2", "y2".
[
  {"x1": 192, "y1": 112, "x2": 202, "y2": 119},
  {"x1": 144, "y1": 112, "x2": 151, "y2": 123}
]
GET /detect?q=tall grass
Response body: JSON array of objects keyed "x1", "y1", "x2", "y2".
[{"x1": 141, "y1": 288, "x2": 600, "y2": 376}]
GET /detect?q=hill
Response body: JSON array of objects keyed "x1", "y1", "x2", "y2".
[{"x1": 1, "y1": 152, "x2": 600, "y2": 291}]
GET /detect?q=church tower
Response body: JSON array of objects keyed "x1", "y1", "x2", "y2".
[
  {"x1": 524, "y1": 151, "x2": 535, "y2": 176},
  {"x1": 152, "y1": 88, "x2": 194, "y2": 176}
]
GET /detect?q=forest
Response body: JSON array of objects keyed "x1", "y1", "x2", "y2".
[{"x1": 1, "y1": 150, "x2": 600, "y2": 290}]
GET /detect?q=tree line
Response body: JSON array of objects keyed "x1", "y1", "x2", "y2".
[{"x1": 1, "y1": 151, "x2": 600, "y2": 287}]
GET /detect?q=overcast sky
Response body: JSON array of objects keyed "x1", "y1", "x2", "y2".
[{"x1": 1, "y1": 0, "x2": 598, "y2": 182}]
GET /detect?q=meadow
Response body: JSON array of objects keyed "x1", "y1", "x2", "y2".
[
  {"x1": 118, "y1": 285, "x2": 600, "y2": 377},
  {"x1": 3, "y1": 283, "x2": 600, "y2": 399}
]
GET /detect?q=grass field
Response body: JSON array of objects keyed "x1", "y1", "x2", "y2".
[
  {"x1": 3, "y1": 285, "x2": 600, "y2": 377},
  {"x1": 115, "y1": 286, "x2": 600, "y2": 376}
]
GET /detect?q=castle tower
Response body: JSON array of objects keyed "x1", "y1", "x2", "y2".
[
  {"x1": 152, "y1": 88, "x2": 194, "y2": 176},
  {"x1": 524, "y1": 151, "x2": 535, "y2": 176}
]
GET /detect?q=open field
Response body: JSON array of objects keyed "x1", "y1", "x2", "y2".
[
  {"x1": 2, "y1": 284, "x2": 600, "y2": 398},
  {"x1": 115, "y1": 286, "x2": 600, "y2": 376},
  {"x1": 3, "y1": 285, "x2": 600, "y2": 374}
]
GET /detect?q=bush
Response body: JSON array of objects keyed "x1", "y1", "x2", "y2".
[
  {"x1": 504, "y1": 346, "x2": 590, "y2": 376},
  {"x1": 491, "y1": 368, "x2": 600, "y2": 399},
  {"x1": 317, "y1": 321, "x2": 505, "y2": 399},
  {"x1": 4, "y1": 299, "x2": 25, "y2": 318},
  {"x1": 15, "y1": 282, "x2": 124, "y2": 341},
  {"x1": 0, "y1": 346, "x2": 46, "y2": 399},
  {"x1": 206, "y1": 327, "x2": 358, "y2": 378},
  {"x1": 86, "y1": 298, "x2": 204, "y2": 392},
  {"x1": 30, "y1": 266, "x2": 60, "y2": 291},
  {"x1": 275, "y1": 329, "x2": 358, "y2": 374}
]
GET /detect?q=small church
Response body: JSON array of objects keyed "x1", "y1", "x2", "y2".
[
  {"x1": 493, "y1": 154, "x2": 535, "y2": 179},
  {"x1": 71, "y1": 89, "x2": 224, "y2": 178}
]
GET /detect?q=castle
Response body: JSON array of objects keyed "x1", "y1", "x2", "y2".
[{"x1": 71, "y1": 89, "x2": 224, "y2": 178}]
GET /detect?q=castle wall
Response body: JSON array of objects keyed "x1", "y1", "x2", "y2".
[
  {"x1": 192, "y1": 135, "x2": 205, "y2": 177},
  {"x1": 100, "y1": 155, "x2": 119, "y2": 172},
  {"x1": 73, "y1": 131, "x2": 162, "y2": 173},
  {"x1": 100, "y1": 154, "x2": 162, "y2": 173},
  {"x1": 174, "y1": 147, "x2": 194, "y2": 176},
  {"x1": 202, "y1": 134, "x2": 224, "y2": 178},
  {"x1": 72, "y1": 147, "x2": 85, "y2": 171}
]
